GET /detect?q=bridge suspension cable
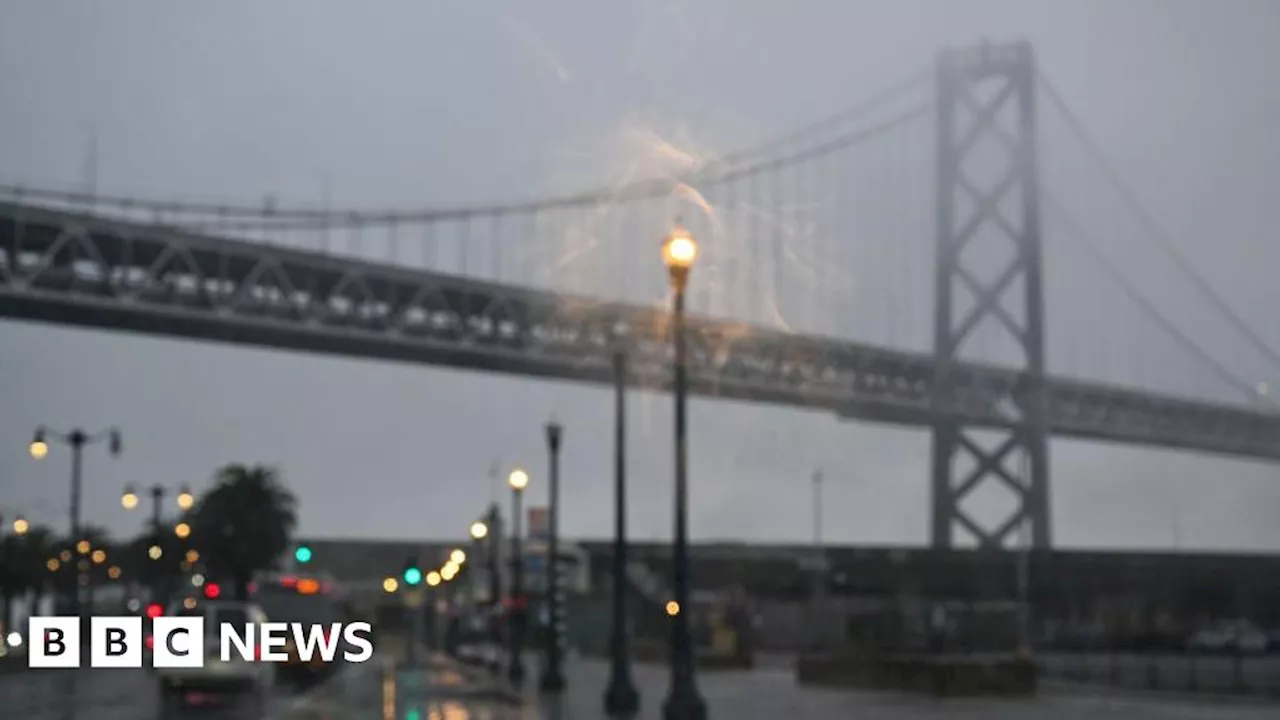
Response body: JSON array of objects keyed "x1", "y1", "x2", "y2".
[
  {"x1": 1039, "y1": 72, "x2": 1280, "y2": 377},
  {"x1": 0, "y1": 71, "x2": 929, "y2": 230},
  {"x1": 1045, "y1": 191, "x2": 1276, "y2": 408},
  {"x1": 65, "y1": 103, "x2": 931, "y2": 236}
]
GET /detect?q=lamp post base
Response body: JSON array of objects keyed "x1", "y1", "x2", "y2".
[
  {"x1": 662, "y1": 684, "x2": 707, "y2": 720},
  {"x1": 539, "y1": 669, "x2": 566, "y2": 694},
  {"x1": 604, "y1": 674, "x2": 640, "y2": 717}
]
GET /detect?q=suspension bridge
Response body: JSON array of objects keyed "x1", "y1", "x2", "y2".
[{"x1": 2, "y1": 41, "x2": 1277, "y2": 551}]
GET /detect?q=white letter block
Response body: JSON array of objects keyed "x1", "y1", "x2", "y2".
[
  {"x1": 91, "y1": 616, "x2": 142, "y2": 668},
  {"x1": 28, "y1": 617, "x2": 80, "y2": 668},
  {"x1": 259, "y1": 622, "x2": 289, "y2": 662},
  {"x1": 152, "y1": 616, "x2": 205, "y2": 668}
]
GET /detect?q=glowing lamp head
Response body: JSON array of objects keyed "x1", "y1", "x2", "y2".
[
  {"x1": 29, "y1": 429, "x2": 48, "y2": 460},
  {"x1": 121, "y1": 488, "x2": 139, "y2": 510},
  {"x1": 507, "y1": 468, "x2": 529, "y2": 492},
  {"x1": 450, "y1": 549, "x2": 466, "y2": 565},
  {"x1": 76, "y1": 540, "x2": 91, "y2": 556},
  {"x1": 176, "y1": 487, "x2": 194, "y2": 511},
  {"x1": 12, "y1": 517, "x2": 28, "y2": 536},
  {"x1": 148, "y1": 545, "x2": 163, "y2": 560},
  {"x1": 666, "y1": 600, "x2": 681, "y2": 617},
  {"x1": 174, "y1": 522, "x2": 191, "y2": 539},
  {"x1": 382, "y1": 577, "x2": 399, "y2": 593},
  {"x1": 470, "y1": 521, "x2": 488, "y2": 540},
  {"x1": 426, "y1": 571, "x2": 442, "y2": 587},
  {"x1": 662, "y1": 224, "x2": 699, "y2": 271}
]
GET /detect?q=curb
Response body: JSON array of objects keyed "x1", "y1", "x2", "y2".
[{"x1": 1040, "y1": 679, "x2": 1279, "y2": 706}]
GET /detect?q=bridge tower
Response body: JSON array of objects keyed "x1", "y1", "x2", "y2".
[{"x1": 931, "y1": 41, "x2": 1050, "y2": 549}]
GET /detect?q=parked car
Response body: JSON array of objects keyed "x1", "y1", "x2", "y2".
[
  {"x1": 153, "y1": 599, "x2": 275, "y2": 713},
  {"x1": 1188, "y1": 620, "x2": 1268, "y2": 654}
]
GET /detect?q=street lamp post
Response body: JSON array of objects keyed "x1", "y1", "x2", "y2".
[
  {"x1": 474, "y1": 506, "x2": 502, "y2": 675},
  {"x1": 507, "y1": 468, "x2": 529, "y2": 687},
  {"x1": 29, "y1": 425, "x2": 121, "y2": 617},
  {"x1": 540, "y1": 418, "x2": 566, "y2": 694},
  {"x1": 660, "y1": 223, "x2": 707, "y2": 720},
  {"x1": 604, "y1": 348, "x2": 640, "y2": 716},
  {"x1": 124, "y1": 483, "x2": 193, "y2": 601}
]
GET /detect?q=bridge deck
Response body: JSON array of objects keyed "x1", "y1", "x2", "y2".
[{"x1": 2, "y1": 201, "x2": 1279, "y2": 461}]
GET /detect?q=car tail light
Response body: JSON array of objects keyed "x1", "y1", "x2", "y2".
[
  {"x1": 145, "y1": 635, "x2": 155, "y2": 650},
  {"x1": 254, "y1": 645, "x2": 263, "y2": 661}
]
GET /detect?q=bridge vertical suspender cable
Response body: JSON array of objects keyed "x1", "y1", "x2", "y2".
[
  {"x1": 1045, "y1": 191, "x2": 1274, "y2": 406},
  {"x1": 1039, "y1": 72, "x2": 1280, "y2": 375}
]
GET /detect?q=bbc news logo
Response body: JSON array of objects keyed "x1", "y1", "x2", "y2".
[{"x1": 26, "y1": 617, "x2": 374, "y2": 668}]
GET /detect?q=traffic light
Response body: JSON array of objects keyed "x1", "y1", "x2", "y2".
[
  {"x1": 295, "y1": 546, "x2": 313, "y2": 564},
  {"x1": 403, "y1": 558, "x2": 422, "y2": 586}
]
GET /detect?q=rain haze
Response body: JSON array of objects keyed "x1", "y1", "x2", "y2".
[{"x1": 2, "y1": 0, "x2": 1278, "y2": 551}]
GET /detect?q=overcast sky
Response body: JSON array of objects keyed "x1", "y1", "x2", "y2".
[{"x1": 2, "y1": 0, "x2": 1278, "y2": 552}]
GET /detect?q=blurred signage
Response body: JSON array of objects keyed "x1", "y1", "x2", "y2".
[{"x1": 528, "y1": 506, "x2": 549, "y2": 541}]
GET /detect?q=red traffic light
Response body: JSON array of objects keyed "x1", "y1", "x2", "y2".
[
  {"x1": 145, "y1": 603, "x2": 164, "y2": 619},
  {"x1": 204, "y1": 582, "x2": 221, "y2": 599}
]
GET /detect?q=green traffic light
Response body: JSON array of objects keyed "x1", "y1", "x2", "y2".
[
  {"x1": 295, "y1": 546, "x2": 313, "y2": 564},
  {"x1": 403, "y1": 567, "x2": 422, "y2": 585}
]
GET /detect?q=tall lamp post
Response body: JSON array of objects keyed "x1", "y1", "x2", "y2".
[
  {"x1": 660, "y1": 223, "x2": 707, "y2": 720},
  {"x1": 507, "y1": 468, "x2": 529, "y2": 687},
  {"x1": 604, "y1": 348, "x2": 640, "y2": 716},
  {"x1": 29, "y1": 425, "x2": 122, "y2": 617},
  {"x1": 540, "y1": 418, "x2": 566, "y2": 693}
]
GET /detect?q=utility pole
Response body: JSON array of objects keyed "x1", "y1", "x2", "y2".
[
  {"x1": 83, "y1": 122, "x2": 99, "y2": 208},
  {"x1": 320, "y1": 174, "x2": 331, "y2": 253},
  {"x1": 812, "y1": 468, "x2": 824, "y2": 547},
  {"x1": 809, "y1": 468, "x2": 826, "y2": 652},
  {"x1": 1016, "y1": 451, "x2": 1032, "y2": 654}
]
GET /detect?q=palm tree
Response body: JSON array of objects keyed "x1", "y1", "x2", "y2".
[{"x1": 191, "y1": 464, "x2": 297, "y2": 600}]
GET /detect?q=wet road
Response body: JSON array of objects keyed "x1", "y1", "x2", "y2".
[
  {"x1": 2, "y1": 656, "x2": 1277, "y2": 720},
  {"x1": 0, "y1": 665, "x2": 363, "y2": 720}
]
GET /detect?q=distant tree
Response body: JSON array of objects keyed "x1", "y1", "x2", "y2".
[
  {"x1": 0, "y1": 525, "x2": 55, "y2": 631},
  {"x1": 191, "y1": 464, "x2": 297, "y2": 600},
  {"x1": 9, "y1": 524, "x2": 57, "y2": 595},
  {"x1": 125, "y1": 524, "x2": 186, "y2": 600}
]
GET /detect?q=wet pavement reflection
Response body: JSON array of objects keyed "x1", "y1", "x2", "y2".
[{"x1": 4, "y1": 656, "x2": 1279, "y2": 720}]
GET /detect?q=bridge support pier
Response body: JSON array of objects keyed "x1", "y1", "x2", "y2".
[{"x1": 931, "y1": 41, "x2": 1051, "y2": 550}]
